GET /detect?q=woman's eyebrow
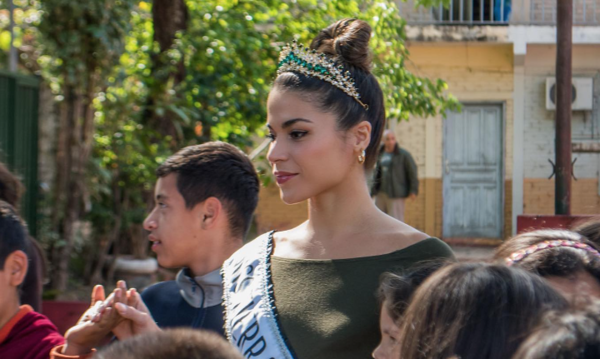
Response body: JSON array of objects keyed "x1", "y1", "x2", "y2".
[
  {"x1": 267, "y1": 118, "x2": 313, "y2": 131},
  {"x1": 282, "y1": 118, "x2": 312, "y2": 129}
]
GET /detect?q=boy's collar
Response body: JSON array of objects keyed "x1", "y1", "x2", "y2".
[{"x1": 176, "y1": 268, "x2": 223, "y2": 308}]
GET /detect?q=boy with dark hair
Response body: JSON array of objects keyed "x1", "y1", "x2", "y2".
[
  {"x1": 0, "y1": 201, "x2": 64, "y2": 359},
  {"x1": 140, "y1": 141, "x2": 260, "y2": 332},
  {"x1": 51, "y1": 141, "x2": 260, "y2": 358}
]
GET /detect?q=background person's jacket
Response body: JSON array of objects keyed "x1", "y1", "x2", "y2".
[{"x1": 371, "y1": 144, "x2": 419, "y2": 199}]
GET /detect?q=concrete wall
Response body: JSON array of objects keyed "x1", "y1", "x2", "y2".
[{"x1": 522, "y1": 44, "x2": 600, "y2": 215}]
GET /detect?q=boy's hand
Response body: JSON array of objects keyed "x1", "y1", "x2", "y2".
[
  {"x1": 62, "y1": 285, "x2": 126, "y2": 355},
  {"x1": 111, "y1": 280, "x2": 161, "y2": 340}
]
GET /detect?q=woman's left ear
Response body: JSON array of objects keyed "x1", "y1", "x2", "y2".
[{"x1": 352, "y1": 121, "x2": 372, "y2": 151}]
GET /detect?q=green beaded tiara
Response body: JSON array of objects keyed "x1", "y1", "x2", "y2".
[{"x1": 277, "y1": 40, "x2": 369, "y2": 110}]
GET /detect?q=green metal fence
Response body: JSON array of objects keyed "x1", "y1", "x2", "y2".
[{"x1": 0, "y1": 70, "x2": 40, "y2": 236}]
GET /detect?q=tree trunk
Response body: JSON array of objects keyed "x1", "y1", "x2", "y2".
[
  {"x1": 143, "y1": 0, "x2": 188, "y2": 144},
  {"x1": 51, "y1": 68, "x2": 99, "y2": 291},
  {"x1": 89, "y1": 174, "x2": 123, "y2": 284}
]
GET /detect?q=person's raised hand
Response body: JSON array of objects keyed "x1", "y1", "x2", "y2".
[
  {"x1": 111, "y1": 280, "x2": 161, "y2": 340},
  {"x1": 62, "y1": 285, "x2": 127, "y2": 355}
]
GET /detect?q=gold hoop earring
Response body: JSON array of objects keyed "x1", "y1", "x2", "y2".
[{"x1": 358, "y1": 150, "x2": 366, "y2": 164}]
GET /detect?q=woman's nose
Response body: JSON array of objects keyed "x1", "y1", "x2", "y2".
[{"x1": 267, "y1": 139, "x2": 288, "y2": 164}]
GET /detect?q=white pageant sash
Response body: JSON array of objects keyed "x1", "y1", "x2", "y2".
[{"x1": 222, "y1": 232, "x2": 297, "y2": 359}]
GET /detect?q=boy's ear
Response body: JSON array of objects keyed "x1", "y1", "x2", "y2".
[
  {"x1": 199, "y1": 197, "x2": 222, "y2": 230},
  {"x1": 5, "y1": 250, "x2": 28, "y2": 287}
]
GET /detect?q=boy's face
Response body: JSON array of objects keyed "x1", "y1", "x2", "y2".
[{"x1": 143, "y1": 174, "x2": 206, "y2": 270}]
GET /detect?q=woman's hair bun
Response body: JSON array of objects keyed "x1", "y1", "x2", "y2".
[{"x1": 310, "y1": 18, "x2": 372, "y2": 73}]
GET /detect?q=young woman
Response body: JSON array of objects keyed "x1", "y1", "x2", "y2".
[
  {"x1": 494, "y1": 229, "x2": 600, "y2": 301},
  {"x1": 398, "y1": 263, "x2": 568, "y2": 359},
  {"x1": 221, "y1": 19, "x2": 454, "y2": 359}
]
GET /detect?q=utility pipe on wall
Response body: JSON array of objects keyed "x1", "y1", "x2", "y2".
[{"x1": 555, "y1": 0, "x2": 573, "y2": 215}]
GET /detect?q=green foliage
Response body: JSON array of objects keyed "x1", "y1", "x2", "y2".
[
  {"x1": 149, "y1": 0, "x2": 459, "y2": 148},
  {"x1": 38, "y1": 0, "x2": 135, "y2": 84},
  {"x1": 88, "y1": 3, "x2": 169, "y2": 253},
  {"x1": 1, "y1": 0, "x2": 458, "y2": 277}
]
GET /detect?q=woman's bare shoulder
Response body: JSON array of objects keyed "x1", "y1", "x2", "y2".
[{"x1": 373, "y1": 215, "x2": 431, "y2": 252}]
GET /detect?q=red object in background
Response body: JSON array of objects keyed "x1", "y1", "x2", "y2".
[
  {"x1": 516, "y1": 215, "x2": 594, "y2": 234},
  {"x1": 41, "y1": 301, "x2": 89, "y2": 335}
]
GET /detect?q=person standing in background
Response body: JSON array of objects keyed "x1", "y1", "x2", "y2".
[{"x1": 371, "y1": 129, "x2": 419, "y2": 222}]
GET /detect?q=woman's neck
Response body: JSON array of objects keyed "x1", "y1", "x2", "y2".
[{"x1": 306, "y1": 170, "x2": 378, "y2": 240}]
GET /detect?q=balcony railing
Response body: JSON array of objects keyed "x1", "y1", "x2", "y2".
[{"x1": 397, "y1": 0, "x2": 600, "y2": 26}]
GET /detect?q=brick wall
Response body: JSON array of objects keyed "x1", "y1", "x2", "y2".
[
  {"x1": 530, "y1": 0, "x2": 600, "y2": 24},
  {"x1": 521, "y1": 45, "x2": 600, "y2": 218},
  {"x1": 523, "y1": 45, "x2": 600, "y2": 179},
  {"x1": 404, "y1": 189, "x2": 426, "y2": 232},
  {"x1": 254, "y1": 184, "x2": 307, "y2": 235},
  {"x1": 504, "y1": 180, "x2": 513, "y2": 238},
  {"x1": 524, "y1": 179, "x2": 600, "y2": 215}
]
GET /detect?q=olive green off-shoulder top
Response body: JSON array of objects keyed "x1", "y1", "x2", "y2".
[{"x1": 270, "y1": 236, "x2": 455, "y2": 359}]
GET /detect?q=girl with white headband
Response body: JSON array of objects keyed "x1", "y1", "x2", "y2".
[{"x1": 495, "y1": 229, "x2": 600, "y2": 302}]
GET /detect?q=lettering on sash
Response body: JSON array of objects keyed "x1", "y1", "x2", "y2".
[
  {"x1": 223, "y1": 235, "x2": 296, "y2": 359},
  {"x1": 244, "y1": 337, "x2": 267, "y2": 358},
  {"x1": 231, "y1": 300, "x2": 256, "y2": 340}
]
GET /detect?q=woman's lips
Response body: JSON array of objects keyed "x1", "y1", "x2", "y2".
[{"x1": 274, "y1": 171, "x2": 298, "y2": 184}]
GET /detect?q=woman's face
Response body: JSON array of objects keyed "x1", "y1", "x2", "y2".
[
  {"x1": 372, "y1": 301, "x2": 401, "y2": 359},
  {"x1": 266, "y1": 87, "x2": 357, "y2": 204}
]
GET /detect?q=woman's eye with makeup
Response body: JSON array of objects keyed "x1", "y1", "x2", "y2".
[
  {"x1": 266, "y1": 133, "x2": 276, "y2": 141},
  {"x1": 290, "y1": 130, "x2": 308, "y2": 140}
]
